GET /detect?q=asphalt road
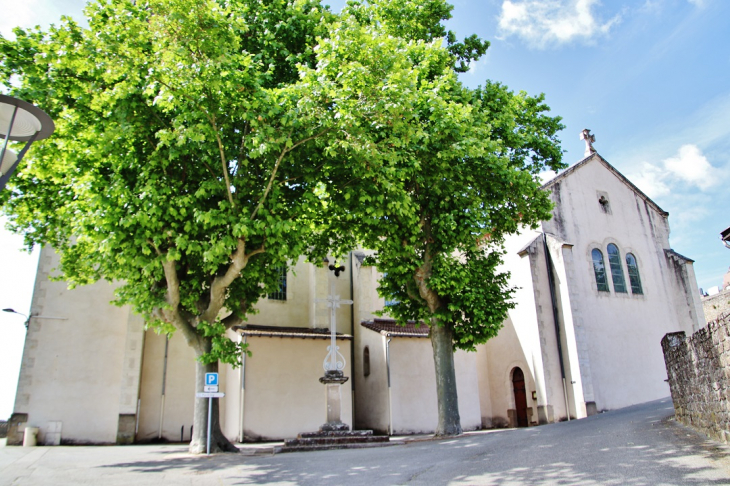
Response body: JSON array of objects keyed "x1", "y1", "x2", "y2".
[{"x1": 2, "y1": 398, "x2": 730, "y2": 485}]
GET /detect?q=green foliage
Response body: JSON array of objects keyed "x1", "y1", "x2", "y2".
[
  {"x1": 0, "y1": 0, "x2": 563, "y2": 365},
  {"x1": 314, "y1": 6, "x2": 566, "y2": 351},
  {"x1": 0, "y1": 0, "x2": 337, "y2": 365}
]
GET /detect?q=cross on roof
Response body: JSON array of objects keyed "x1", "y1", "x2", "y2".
[{"x1": 580, "y1": 128, "x2": 596, "y2": 157}]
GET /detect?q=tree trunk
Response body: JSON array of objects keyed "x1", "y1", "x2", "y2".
[
  {"x1": 430, "y1": 321, "x2": 462, "y2": 436},
  {"x1": 189, "y1": 338, "x2": 239, "y2": 454}
]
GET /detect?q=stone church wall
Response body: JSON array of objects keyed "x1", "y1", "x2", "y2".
[{"x1": 661, "y1": 313, "x2": 730, "y2": 443}]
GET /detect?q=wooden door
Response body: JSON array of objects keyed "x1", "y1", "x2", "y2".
[{"x1": 512, "y1": 367, "x2": 528, "y2": 427}]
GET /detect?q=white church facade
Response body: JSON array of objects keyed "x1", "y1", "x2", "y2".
[{"x1": 6, "y1": 145, "x2": 705, "y2": 445}]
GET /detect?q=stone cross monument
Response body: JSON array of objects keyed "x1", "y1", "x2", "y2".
[
  {"x1": 315, "y1": 281, "x2": 352, "y2": 431},
  {"x1": 279, "y1": 262, "x2": 391, "y2": 451}
]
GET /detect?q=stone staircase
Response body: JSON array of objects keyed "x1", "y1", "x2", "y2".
[{"x1": 279, "y1": 430, "x2": 398, "y2": 453}]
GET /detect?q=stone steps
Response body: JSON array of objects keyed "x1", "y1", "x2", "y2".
[
  {"x1": 278, "y1": 440, "x2": 403, "y2": 453},
  {"x1": 279, "y1": 429, "x2": 393, "y2": 453}
]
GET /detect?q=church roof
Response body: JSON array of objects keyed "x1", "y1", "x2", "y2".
[
  {"x1": 361, "y1": 318, "x2": 429, "y2": 338},
  {"x1": 665, "y1": 249, "x2": 695, "y2": 263},
  {"x1": 542, "y1": 153, "x2": 668, "y2": 218},
  {"x1": 234, "y1": 324, "x2": 352, "y2": 340}
]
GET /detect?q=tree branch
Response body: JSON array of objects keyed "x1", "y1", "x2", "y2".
[
  {"x1": 159, "y1": 257, "x2": 202, "y2": 350},
  {"x1": 222, "y1": 311, "x2": 245, "y2": 330},
  {"x1": 201, "y1": 238, "x2": 252, "y2": 324},
  {"x1": 250, "y1": 128, "x2": 329, "y2": 220},
  {"x1": 206, "y1": 112, "x2": 235, "y2": 207}
]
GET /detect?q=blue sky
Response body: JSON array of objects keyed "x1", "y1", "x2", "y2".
[{"x1": 1, "y1": 0, "x2": 729, "y2": 418}]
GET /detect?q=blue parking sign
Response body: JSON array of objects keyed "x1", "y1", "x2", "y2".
[{"x1": 205, "y1": 373, "x2": 218, "y2": 386}]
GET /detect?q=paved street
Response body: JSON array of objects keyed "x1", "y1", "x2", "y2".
[{"x1": 2, "y1": 398, "x2": 730, "y2": 485}]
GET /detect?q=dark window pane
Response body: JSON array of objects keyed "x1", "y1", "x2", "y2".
[
  {"x1": 363, "y1": 346, "x2": 370, "y2": 377},
  {"x1": 591, "y1": 249, "x2": 610, "y2": 292},
  {"x1": 607, "y1": 244, "x2": 627, "y2": 293},
  {"x1": 626, "y1": 253, "x2": 643, "y2": 295},
  {"x1": 268, "y1": 266, "x2": 287, "y2": 301}
]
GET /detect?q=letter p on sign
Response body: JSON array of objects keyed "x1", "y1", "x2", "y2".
[{"x1": 205, "y1": 373, "x2": 218, "y2": 386}]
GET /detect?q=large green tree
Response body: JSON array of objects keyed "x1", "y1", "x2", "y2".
[
  {"x1": 1, "y1": 0, "x2": 495, "y2": 450},
  {"x1": 0, "y1": 0, "x2": 342, "y2": 453},
  {"x1": 316, "y1": 2, "x2": 566, "y2": 435}
]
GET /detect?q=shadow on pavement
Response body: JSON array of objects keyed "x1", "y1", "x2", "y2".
[{"x1": 99, "y1": 399, "x2": 730, "y2": 485}]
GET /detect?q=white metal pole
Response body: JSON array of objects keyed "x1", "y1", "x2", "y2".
[{"x1": 207, "y1": 397, "x2": 212, "y2": 455}]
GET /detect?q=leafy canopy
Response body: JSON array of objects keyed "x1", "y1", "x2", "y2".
[
  {"x1": 0, "y1": 0, "x2": 499, "y2": 363},
  {"x1": 315, "y1": 3, "x2": 566, "y2": 350}
]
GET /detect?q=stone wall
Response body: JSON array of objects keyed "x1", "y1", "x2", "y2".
[
  {"x1": 703, "y1": 288, "x2": 730, "y2": 323},
  {"x1": 661, "y1": 312, "x2": 730, "y2": 443}
]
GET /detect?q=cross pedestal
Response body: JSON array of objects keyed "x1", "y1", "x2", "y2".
[{"x1": 319, "y1": 370, "x2": 349, "y2": 432}]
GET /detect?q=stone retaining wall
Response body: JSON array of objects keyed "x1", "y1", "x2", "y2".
[
  {"x1": 703, "y1": 288, "x2": 730, "y2": 323},
  {"x1": 662, "y1": 312, "x2": 730, "y2": 443}
]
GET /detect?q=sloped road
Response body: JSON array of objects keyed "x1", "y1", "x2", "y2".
[{"x1": 2, "y1": 398, "x2": 730, "y2": 485}]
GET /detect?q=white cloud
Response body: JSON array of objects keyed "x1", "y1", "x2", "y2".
[
  {"x1": 497, "y1": 0, "x2": 621, "y2": 49},
  {"x1": 687, "y1": 0, "x2": 705, "y2": 7},
  {"x1": 631, "y1": 144, "x2": 722, "y2": 198},
  {"x1": 631, "y1": 162, "x2": 671, "y2": 198},
  {"x1": 662, "y1": 144, "x2": 718, "y2": 190}
]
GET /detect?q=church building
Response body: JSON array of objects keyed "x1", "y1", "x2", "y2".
[{"x1": 6, "y1": 132, "x2": 705, "y2": 445}]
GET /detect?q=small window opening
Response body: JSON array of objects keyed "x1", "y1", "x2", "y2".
[
  {"x1": 598, "y1": 193, "x2": 611, "y2": 214},
  {"x1": 363, "y1": 346, "x2": 370, "y2": 377}
]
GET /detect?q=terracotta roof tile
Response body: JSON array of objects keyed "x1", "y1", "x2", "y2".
[
  {"x1": 361, "y1": 318, "x2": 429, "y2": 338},
  {"x1": 233, "y1": 324, "x2": 352, "y2": 340}
]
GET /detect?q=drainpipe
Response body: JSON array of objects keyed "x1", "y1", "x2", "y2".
[
  {"x1": 385, "y1": 333, "x2": 393, "y2": 435},
  {"x1": 158, "y1": 336, "x2": 169, "y2": 439},
  {"x1": 542, "y1": 233, "x2": 571, "y2": 421},
  {"x1": 134, "y1": 329, "x2": 147, "y2": 441},
  {"x1": 349, "y1": 251, "x2": 355, "y2": 420},
  {"x1": 239, "y1": 334, "x2": 247, "y2": 442}
]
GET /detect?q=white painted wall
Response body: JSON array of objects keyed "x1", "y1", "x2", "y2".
[
  {"x1": 14, "y1": 247, "x2": 130, "y2": 444},
  {"x1": 239, "y1": 335, "x2": 353, "y2": 440},
  {"x1": 541, "y1": 156, "x2": 699, "y2": 411}
]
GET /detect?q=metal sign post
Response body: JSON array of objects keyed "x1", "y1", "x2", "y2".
[{"x1": 195, "y1": 390, "x2": 224, "y2": 455}]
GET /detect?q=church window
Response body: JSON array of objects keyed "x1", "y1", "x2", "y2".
[
  {"x1": 607, "y1": 244, "x2": 628, "y2": 293},
  {"x1": 591, "y1": 249, "x2": 610, "y2": 292},
  {"x1": 626, "y1": 253, "x2": 643, "y2": 295},
  {"x1": 382, "y1": 272, "x2": 399, "y2": 306},
  {"x1": 268, "y1": 266, "x2": 287, "y2": 301},
  {"x1": 597, "y1": 191, "x2": 611, "y2": 214},
  {"x1": 363, "y1": 346, "x2": 370, "y2": 377}
]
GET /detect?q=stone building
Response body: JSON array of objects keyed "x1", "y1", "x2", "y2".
[
  {"x1": 6, "y1": 138, "x2": 705, "y2": 445},
  {"x1": 702, "y1": 267, "x2": 730, "y2": 323}
]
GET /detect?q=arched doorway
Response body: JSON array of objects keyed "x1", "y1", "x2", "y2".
[{"x1": 512, "y1": 367, "x2": 528, "y2": 427}]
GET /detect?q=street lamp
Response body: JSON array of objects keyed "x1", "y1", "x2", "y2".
[
  {"x1": 0, "y1": 94, "x2": 55, "y2": 191},
  {"x1": 3, "y1": 308, "x2": 29, "y2": 329},
  {"x1": 2, "y1": 308, "x2": 68, "y2": 328}
]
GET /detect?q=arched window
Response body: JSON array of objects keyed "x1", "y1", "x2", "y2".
[
  {"x1": 626, "y1": 253, "x2": 643, "y2": 295},
  {"x1": 607, "y1": 244, "x2": 627, "y2": 293},
  {"x1": 591, "y1": 249, "x2": 610, "y2": 292}
]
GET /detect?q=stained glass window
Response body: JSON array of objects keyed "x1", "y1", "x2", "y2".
[
  {"x1": 591, "y1": 249, "x2": 610, "y2": 292},
  {"x1": 626, "y1": 253, "x2": 643, "y2": 295},
  {"x1": 607, "y1": 244, "x2": 627, "y2": 293}
]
